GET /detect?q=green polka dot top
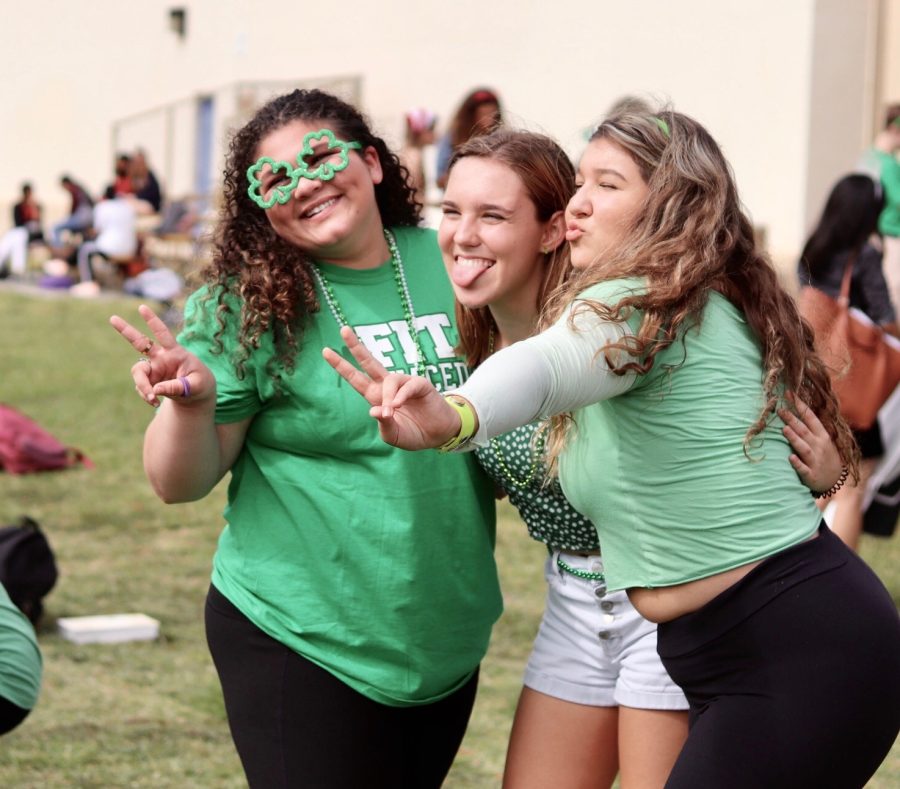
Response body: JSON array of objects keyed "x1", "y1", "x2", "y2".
[{"x1": 475, "y1": 422, "x2": 600, "y2": 552}]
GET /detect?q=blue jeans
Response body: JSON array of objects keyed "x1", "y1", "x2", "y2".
[{"x1": 51, "y1": 205, "x2": 93, "y2": 246}]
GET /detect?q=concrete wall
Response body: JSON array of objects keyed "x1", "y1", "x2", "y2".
[
  {"x1": 880, "y1": 0, "x2": 900, "y2": 105},
  {"x1": 0, "y1": 0, "x2": 890, "y2": 259},
  {"x1": 804, "y1": 0, "x2": 878, "y2": 235}
]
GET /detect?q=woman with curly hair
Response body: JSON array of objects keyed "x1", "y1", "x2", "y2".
[
  {"x1": 327, "y1": 109, "x2": 900, "y2": 787},
  {"x1": 110, "y1": 88, "x2": 501, "y2": 788}
]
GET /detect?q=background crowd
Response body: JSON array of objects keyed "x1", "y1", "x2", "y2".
[{"x1": 0, "y1": 149, "x2": 193, "y2": 305}]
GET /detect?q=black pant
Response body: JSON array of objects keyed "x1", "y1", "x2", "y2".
[
  {"x1": 0, "y1": 696, "x2": 29, "y2": 735},
  {"x1": 205, "y1": 584, "x2": 479, "y2": 788},
  {"x1": 658, "y1": 524, "x2": 900, "y2": 788}
]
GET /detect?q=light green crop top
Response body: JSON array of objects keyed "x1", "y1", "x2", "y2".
[
  {"x1": 558, "y1": 280, "x2": 822, "y2": 590},
  {"x1": 456, "y1": 277, "x2": 822, "y2": 592}
]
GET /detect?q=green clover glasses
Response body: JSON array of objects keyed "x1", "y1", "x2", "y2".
[{"x1": 247, "y1": 129, "x2": 362, "y2": 209}]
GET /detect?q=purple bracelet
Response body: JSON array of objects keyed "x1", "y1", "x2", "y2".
[{"x1": 178, "y1": 376, "x2": 191, "y2": 398}]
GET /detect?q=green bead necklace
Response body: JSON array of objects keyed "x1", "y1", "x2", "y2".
[
  {"x1": 487, "y1": 328, "x2": 544, "y2": 489},
  {"x1": 310, "y1": 228, "x2": 427, "y2": 377},
  {"x1": 555, "y1": 555, "x2": 605, "y2": 583}
]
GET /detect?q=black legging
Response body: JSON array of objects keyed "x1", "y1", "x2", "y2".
[
  {"x1": 658, "y1": 524, "x2": 900, "y2": 789},
  {"x1": 205, "y1": 584, "x2": 479, "y2": 789},
  {"x1": 0, "y1": 697, "x2": 29, "y2": 735}
]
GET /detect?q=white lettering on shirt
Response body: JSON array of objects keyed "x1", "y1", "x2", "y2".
[
  {"x1": 350, "y1": 313, "x2": 467, "y2": 391},
  {"x1": 353, "y1": 323, "x2": 397, "y2": 367}
]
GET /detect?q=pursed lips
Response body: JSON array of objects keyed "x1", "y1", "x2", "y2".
[{"x1": 565, "y1": 223, "x2": 584, "y2": 242}]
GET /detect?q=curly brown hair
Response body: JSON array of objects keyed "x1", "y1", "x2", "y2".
[
  {"x1": 448, "y1": 129, "x2": 576, "y2": 369},
  {"x1": 543, "y1": 109, "x2": 859, "y2": 476},
  {"x1": 196, "y1": 89, "x2": 420, "y2": 382}
]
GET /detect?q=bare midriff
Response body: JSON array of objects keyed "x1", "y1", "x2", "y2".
[{"x1": 627, "y1": 530, "x2": 819, "y2": 623}]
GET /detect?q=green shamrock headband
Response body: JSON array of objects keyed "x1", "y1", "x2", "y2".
[{"x1": 247, "y1": 128, "x2": 362, "y2": 209}]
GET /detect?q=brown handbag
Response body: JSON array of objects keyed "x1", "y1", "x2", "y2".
[{"x1": 798, "y1": 254, "x2": 900, "y2": 430}]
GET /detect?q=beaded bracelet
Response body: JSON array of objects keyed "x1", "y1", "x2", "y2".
[
  {"x1": 438, "y1": 395, "x2": 477, "y2": 453},
  {"x1": 813, "y1": 465, "x2": 849, "y2": 499}
]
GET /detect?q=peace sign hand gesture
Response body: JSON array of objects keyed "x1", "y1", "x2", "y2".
[
  {"x1": 109, "y1": 304, "x2": 216, "y2": 408},
  {"x1": 323, "y1": 326, "x2": 463, "y2": 451}
]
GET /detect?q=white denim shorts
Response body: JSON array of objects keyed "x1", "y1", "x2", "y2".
[{"x1": 523, "y1": 551, "x2": 689, "y2": 710}]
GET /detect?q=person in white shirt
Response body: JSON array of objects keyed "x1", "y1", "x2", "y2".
[{"x1": 76, "y1": 188, "x2": 138, "y2": 283}]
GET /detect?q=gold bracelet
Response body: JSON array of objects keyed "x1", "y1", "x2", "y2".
[{"x1": 438, "y1": 394, "x2": 477, "y2": 453}]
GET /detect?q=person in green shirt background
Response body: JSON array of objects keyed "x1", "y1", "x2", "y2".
[
  {"x1": 860, "y1": 103, "x2": 900, "y2": 313},
  {"x1": 0, "y1": 581, "x2": 41, "y2": 735}
]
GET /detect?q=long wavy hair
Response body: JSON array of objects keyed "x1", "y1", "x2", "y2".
[
  {"x1": 800, "y1": 174, "x2": 883, "y2": 278},
  {"x1": 449, "y1": 129, "x2": 576, "y2": 369},
  {"x1": 195, "y1": 89, "x2": 420, "y2": 382},
  {"x1": 543, "y1": 110, "x2": 858, "y2": 475}
]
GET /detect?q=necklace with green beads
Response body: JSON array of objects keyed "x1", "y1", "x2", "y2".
[
  {"x1": 555, "y1": 555, "x2": 605, "y2": 583},
  {"x1": 310, "y1": 228, "x2": 427, "y2": 377}
]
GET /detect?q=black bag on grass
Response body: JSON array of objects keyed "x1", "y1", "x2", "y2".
[{"x1": 0, "y1": 516, "x2": 58, "y2": 624}]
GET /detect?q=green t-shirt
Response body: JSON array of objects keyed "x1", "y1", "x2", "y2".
[
  {"x1": 872, "y1": 149, "x2": 900, "y2": 237},
  {"x1": 0, "y1": 583, "x2": 41, "y2": 711},
  {"x1": 559, "y1": 278, "x2": 822, "y2": 591},
  {"x1": 180, "y1": 226, "x2": 501, "y2": 706}
]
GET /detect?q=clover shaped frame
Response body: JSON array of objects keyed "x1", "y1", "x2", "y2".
[
  {"x1": 296, "y1": 129, "x2": 362, "y2": 181},
  {"x1": 246, "y1": 129, "x2": 363, "y2": 209},
  {"x1": 246, "y1": 158, "x2": 301, "y2": 209}
]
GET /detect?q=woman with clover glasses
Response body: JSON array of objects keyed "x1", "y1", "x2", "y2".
[{"x1": 110, "y1": 89, "x2": 501, "y2": 788}]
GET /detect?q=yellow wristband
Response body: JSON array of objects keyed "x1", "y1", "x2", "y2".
[{"x1": 438, "y1": 394, "x2": 477, "y2": 453}]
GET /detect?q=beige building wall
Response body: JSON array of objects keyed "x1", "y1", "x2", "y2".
[
  {"x1": 879, "y1": 0, "x2": 900, "y2": 105},
  {"x1": 804, "y1": 0, "x2": 879, "y2": 236},
  {"x1": 0, "y1": 0, "x2": 893, "y2": 260}
]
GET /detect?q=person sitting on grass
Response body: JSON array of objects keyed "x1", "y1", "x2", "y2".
[{"x1": 0, "y1": 581, "x2": 41, "y2": 736}]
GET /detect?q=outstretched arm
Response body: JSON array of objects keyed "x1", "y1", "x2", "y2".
[
  {"x1": 323, "y1": 304, "x2": 635, "y2": 451},
  {"x1": 109, "y1": 304, "x2": 249, "y2": 502}
]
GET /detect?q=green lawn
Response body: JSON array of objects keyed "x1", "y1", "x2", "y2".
[{"x1": 0, "y1": 288, "x2": 897, "y2": 787}]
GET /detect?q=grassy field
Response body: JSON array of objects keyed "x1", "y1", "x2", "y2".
[{"x1": 0, "y1": 288, "x2": 897, "y2": 788}]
